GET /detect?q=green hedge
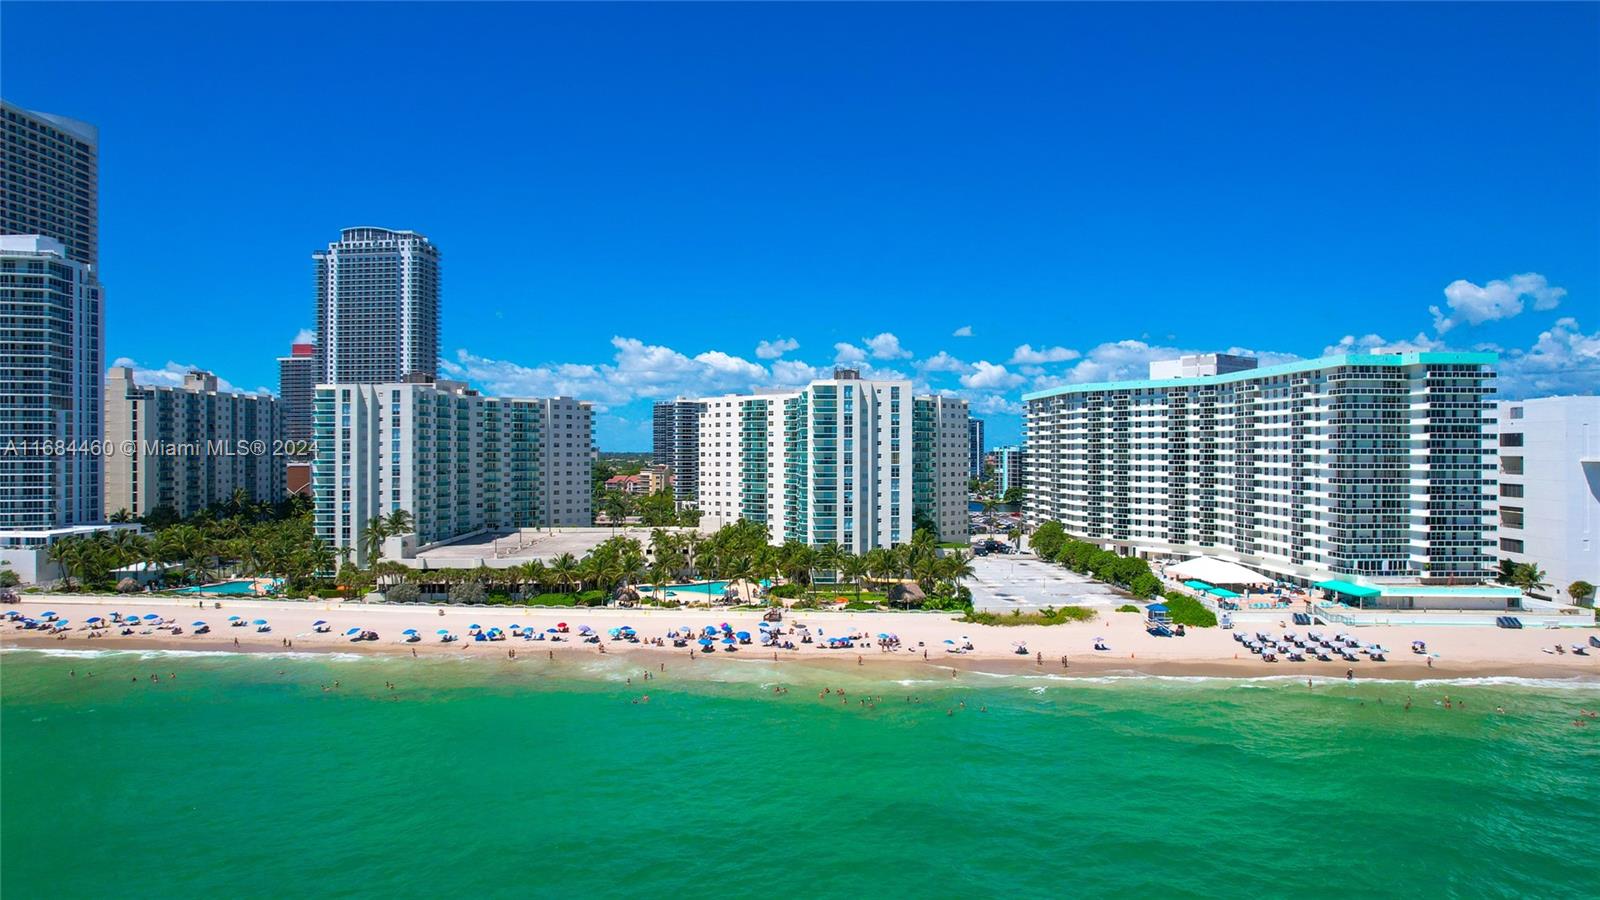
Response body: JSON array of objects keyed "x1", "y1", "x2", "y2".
[
  {"x1": 960, "y1": 606, "x2": 1096, "y2": 626},
  {"x1": 1160, "y1": 592, "x2": 1218, "y2": 627}
]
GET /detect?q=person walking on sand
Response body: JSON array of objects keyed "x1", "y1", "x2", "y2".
[{"x1": 1346, "y1": 668, "x2": 1354, "y2": 681}]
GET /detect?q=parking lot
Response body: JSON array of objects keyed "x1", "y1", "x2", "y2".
[{"x1": 966, "y1": 553, "x2": 1128, "y2": 612}]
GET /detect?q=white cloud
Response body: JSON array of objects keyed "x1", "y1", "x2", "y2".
[
  {"x1": 770, "y1": 359, "x2": 829, "y2": 386},
  {"x1": 292, "y1": 328, "x2": 316, "y2": 345},
  {"x1": 1322, "y1": 332, "x2": 1446, "y2": 355},
  {"x1": 864, "y1": 332, "x2": 912, "y2": 360},
  {"x1": 1497, "y1": 317, "x2": 1600, "y2": 398},
  {"x1": 110, "y1": 358, "x2": 261, "y2": 395},
  {"x1": 1429, "y1": 272, "x2": 1566, "y2": 333},
  {"x1": 754, "y1": 337, "x2": 799, "y2": 360},
  {"x1": 1009, "y1": 343, "x2": 1080, "y2": 365},
  {"x1": 833, "y1": 342, "x2": 867, "y2": 365},
  {"x1": 952, "y1": 325, "x2": 973, "y2": 337},
  {"x1": 960, "y1": 361, "x2": 1025, "y2": 391},
  {"x1": 917, "y1": 351, "x2": 971, "y2": 374},
  {"x1": 968, "y1": 394, "x2": 1023, "y2": 415},
  {"x1": 1063, "y1": 341, "x2": 1302, "y2": 385}
]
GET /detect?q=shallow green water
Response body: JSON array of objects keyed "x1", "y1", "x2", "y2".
[{"x1": 3, "y1": 648, "x2": 1597, "y2": 898}]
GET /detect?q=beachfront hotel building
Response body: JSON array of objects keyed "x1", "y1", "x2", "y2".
[
  {"x1": 313, "y1": 380, "x2": 593, "y2": 567},
  {"x1": 0, "y1": 235, "x2": 103, "y2": 531},
  {"x1": 277, "y1": 340, "x2": 317, "y2": 445},
  {"x1": 1023, "y1": 352, "x2": 1507, "y2": 608},
  {"x1": 2, "y1": 101, "x2": 98, "y2": 269},
  {"x1": 1492, "y1": 396, "x2": 1599, "y2": 603},
  {"x1": 314, "y1": 227, "x2": 440, "y2": 385},
  {"x1": 652, "y1": 398, "x2": 705, "y2": 507},
  {"x1": 968, "y1": 417, "x2": 985, "y2": 478},
  {"x1": 103, "y1": 367, "x2": 286, "y2": 519},
  {"x1": 693, "y1": 370, "x2": 969, "y2": 553}
]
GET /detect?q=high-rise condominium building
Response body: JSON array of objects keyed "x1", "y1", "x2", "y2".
[
  {"x1": 1493, "y1": 396, "x2": 1599, "y2": 603},
  {"x1": 0, "y1": 235, "x2": 103, "y2": 530},
  {"x1": 994, "y1": 445, "x2": 1024, "y2": 496},
  {"x1": 653, "y1": 398, "x2": 705, "y2": 506},
  {"x1": 695, "y1": 371, "x2": 969, "y2": 553},
  {"x1": 1024, "y1": 352, "x2": 1504, "y2": 608},
  {"x1": 968, "y1": 418, "x2": 985, "y2": 479},
  {"x1": 278, "y1": 341, "x2": 317, "y2": 445},
  {"x1": 314, "y1": 227, "x2": 440, "y2": 385},
  {"x1": 313, "y1": 381, "x2": 592, "y2": 567},
  {"x1": 103, "y1": 367, "x2": 285, "y2": 519},
  {"x1": 2, "y1": 102, "x2": 98, "y2": 268}
]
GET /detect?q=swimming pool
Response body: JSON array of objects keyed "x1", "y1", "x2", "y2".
[
  {"x1": 641, "y1": 580, "x2": 772, "y2": 599},
  {"x1": 176, "y1": 579, "x2": 280, "y2": 596}
]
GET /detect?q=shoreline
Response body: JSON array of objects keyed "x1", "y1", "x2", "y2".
[{"x1": 4, "y1": 594, "x2": 1597, "y2": 684}]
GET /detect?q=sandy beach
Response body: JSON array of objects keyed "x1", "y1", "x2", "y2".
[{"x1": 4, "y1": 593, "x2": 1598, "y2": 682}]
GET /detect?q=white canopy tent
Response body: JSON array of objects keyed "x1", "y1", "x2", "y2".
[{"x1": 1167, "y1": 556, "x2": 1273, "y2": 586}]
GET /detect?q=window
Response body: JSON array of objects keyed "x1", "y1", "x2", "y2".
[{"x1": 1499, "y1": 538, "x2": 1524, "y2": 553}]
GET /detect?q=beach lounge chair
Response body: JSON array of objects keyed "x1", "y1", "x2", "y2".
[
  {"x1": 1314, "y1": 648, "x2": 1333, "y2": 662},
  {"x1": 1261, "y1": 650, "x2": 1277, "y2": 662},
  {"x1": 1340, "y1": 649, "x2": 1359, "y2": 662}
]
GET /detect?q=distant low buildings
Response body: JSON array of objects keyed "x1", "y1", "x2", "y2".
[
  {"x1": 1493, "y1": 396, "x2": 1600, "y2": 603},
  {"x1": 994, "y1": 445, "x2": 1024, "y2": 495},
  {"x1": 314, "y1": 379, "x2": 593, "y2": 567},
  {"x1": 103, "y1": 366, "x2": 285, "y2": 519},
  {"x1": 693, "y1": 369, "x2": 969, "y2": 552},
  {"x1": 1024, "y1": 351, "x2": 1509, "y2": 608}
]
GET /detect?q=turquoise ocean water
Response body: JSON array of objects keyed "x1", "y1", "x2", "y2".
[{"x1": 3, "y1": 648, "x2": 1597, "y2": 898}]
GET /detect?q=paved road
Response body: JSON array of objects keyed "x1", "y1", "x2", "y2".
[{"x1": 967, "y1": 554, "x2": 1127, "y2": 612}]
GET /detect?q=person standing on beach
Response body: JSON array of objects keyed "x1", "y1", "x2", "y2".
[{"x1": 1346, "y1": 668, "x2": 1354, "y2": 681}]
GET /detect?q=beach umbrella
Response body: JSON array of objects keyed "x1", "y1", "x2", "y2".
[
  {"x1": 313, "y1": 620, "x2": 327, "y2": 626},
  {"x1": 143, "y1": 614, "x2": 160, "y2": 621},
  {"x1": 698, "y1": 638, "x2": 713, "y2": 647},
  {"x1": 40, "y1": 610, "x2": 56, "y2": 617},
  {"x1": 722, "y1": 636, "x2": 735, "y2": 644},
  {"x1": 252, "y1": 619, "x2": 267, "y2": 625},
  {"x1": 546, "y1": 627, "x2": 559, "y2": 634},
  {"x1": 87, "y1": 616, "x2": 103, "y2": 623},
  {"x1": 469, "y1": 624, "x2": 481, "y2": 631},
  {"x1": 556, "y1": 622, "x2": 567, "y2": 629},
  {"x1": 578, "y1": 625, "x2": 594, "y2": 635},
  {"x1": 345, "y1": 627, "x2": 362, "y2": 635},
  {"x1": 943, "y1": 639, "x2": 955, "y2": 645},
  {"x1": 703, "y1": 625, "x2": 716, "y2": 636},
  {"x1": 876, "y1": 632, "x2": 889, "y2": 639},
  {"x1": 192, "y1": 621, "x2": 206, "y2": 627},
  {"x1": 508, "y1": 624, "x2": 521, "y2": 630},
  {"x1": 608, "y1": 628, "x2": 621, "y2": 638},
  {"x1": 436, "y1": 629, "x2": 450, "y2": 635},
  {"x1": 228, "y1": 615, "x2": 242, "y2": 621},
  {"x1": 620, "y1": 626, "x2": 635, "y2": 634},
  {"x1": 736, "y1": 631, "x2": 750, "y2": 640}
]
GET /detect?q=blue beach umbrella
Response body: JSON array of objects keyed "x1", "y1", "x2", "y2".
[
  {"x1": 722, "y1": 636, "x2": 735, "y2": 644},
  {"x1": 436, "y1": 629, "x2": 450, "y2": 635},
  {"x1": 252, "y1": 619, "x2": 268, "y2": 625},
  {"x1": 469, "y1": 624, "x2": 481, "y2": 631},
  {"x1": 943, "y1": 639, "x2": 955, "y2": 645},
  {"x1": 312, "y1": 620, "x2": 327, "y2": 626},
  {"x1": 876, "y1": 633, "x2": 889, "y2": 639},
  {"x1": 402, "y1": 629, "x2": 419, "y2": 636},
  {"x1": 508, "y1": 624, "x2": 521, "y2": 630},
  {"x1": 546, "y1": 627, "x2": 559, "y2": 634},
  {"x1": 703, "y1": 626, "x2": 717, "y2": 636},
  {"x1": 192, "y1": 621, "x2": 206, "y2": 627},
  {"x1": 345, "y1": 627, "x2": 362, "y2": 635},
  {"x1": 735, "y1": 631, "x2": 750, "y2": 640},
  {"x1": 143, "y1": 613, "x2": 160, "y2": 620},
  {"x1": 87, "y1": 616, "x2": 103, "y2": 623},
  {"x1": 608, "y1": 628, "x2": 621, "y2": 638},
  {"x1": 698, "y1": 637, "x2": 713, "y2": 647},
  {"x1": 228, "y1": 615, "x2": 242, "y2": 621}
]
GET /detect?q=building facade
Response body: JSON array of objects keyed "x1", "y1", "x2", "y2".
[
  {"x1": 278, "y1": 341, "x2": 317, "y2": 445},
  {"x1": 1493, "y1": 396, "x2": 1600, "y2": 603},
  {"x1": 0, "y1": 235, "x2": 103, "y2": 530},
  {"x1": 103, "y1": 367, "x2": 285, "y2": 519},
  {"x1": 2, "y1": 102, "x2": 98, "y2": 268},
  {"x1": 313, "y1": 380, "x2": 592, "y2": 567},
  {"x1": 652, "y1": 398, "x2": 705, "y2": 506},
  {"x1": 968, "y1": 417, "x2": 985, "y2": 479},
  {"x1": 695, "y1": 372, "x2": 969, "y2": 553},
  {"x1": 314, "y1": 227, "x2": 440, "y2": 385},
  {"x1": 1023, "y1": 352, "x2": 1500, "y2": 599},
  {"x1": 994, "y1": 445, "x2": 1024, "y2": 496}
]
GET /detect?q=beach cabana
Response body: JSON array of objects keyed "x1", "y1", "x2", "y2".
[
  {"x1": 1167, "y1": 557, "x2": 1271, "y2": 587},
  {"x1": 1183, "y1": 580, "x2": 1215, "y2": 592},
  {"x1": 1314, "y1": 580, "x2": 1382, "y2": 609}
]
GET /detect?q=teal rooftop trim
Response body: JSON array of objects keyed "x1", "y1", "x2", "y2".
[{"x1": 1021, "y1": 352, "x2": 1498, "y2": 401}]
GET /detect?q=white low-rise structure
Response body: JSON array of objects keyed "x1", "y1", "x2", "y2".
[{"x1": 1493, "y1": 396, "x2": 1600, "y2": 603}]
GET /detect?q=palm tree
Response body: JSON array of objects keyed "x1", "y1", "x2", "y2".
[
  {"x1": 1512, "y1": 563, "x2": 1549, "y2": 595},
  {"x1": 385, "y1": 509, "x2": 414, "y2": 536},
  {"x1": 838, "y1": 553, "x2": 868, "y2": 605},
  {"x1": 518, "y1": 559, "x2": 549, "y2": 599},
  {"x1": 361, "y1": 516, "x2": 389, "y2": 569},
  {"x1": 550, "y1": 553, "x2": 579, "y2": 595},
  {"x1": 780, "y1": 542, "x2": 816, "y2": 588},
  {"x1": 647, "y1": 561, "x2": 673, "y2": 604},
  {"x1": 49, "y1": 538, "x2": 84, "y2": 590},
  {"x1": 815, "y1": 541, "x2": 845, "y2": 587}
]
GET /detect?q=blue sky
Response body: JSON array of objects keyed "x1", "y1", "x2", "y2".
[{"x1": 5, "y1": 2, "x2": 1596, "y2": 449}]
